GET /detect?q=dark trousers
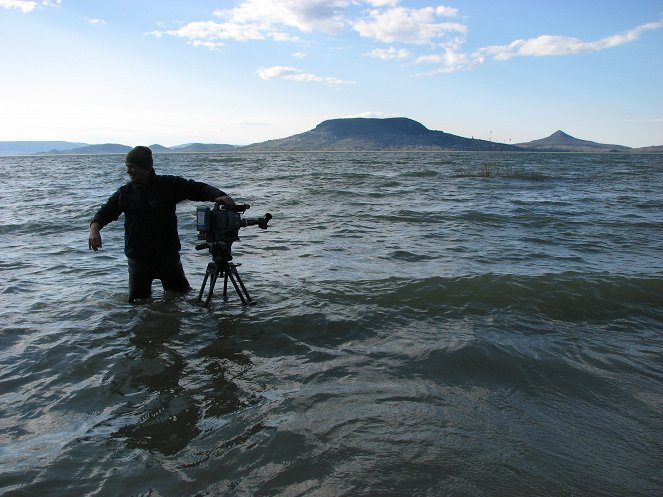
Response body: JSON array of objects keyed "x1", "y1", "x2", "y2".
[{"x1": 127, "y1": 253, "x2": 191, "y2": 302}]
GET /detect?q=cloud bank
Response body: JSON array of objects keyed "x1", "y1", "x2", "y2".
[
  {"x1": 1, "y1": 0, "x2": 60, "y2": 13},
  {"x1": 146, "y1": 1, "x2": 663, "y2": 78}
]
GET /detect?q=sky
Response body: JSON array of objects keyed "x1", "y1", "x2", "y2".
[{"x1": 1, "y1": 0, "x2": 662, "y2": 148}]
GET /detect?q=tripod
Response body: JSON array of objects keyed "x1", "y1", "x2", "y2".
[{"x1": 196, "y1": 242, "x2": 253, "y2": 308}]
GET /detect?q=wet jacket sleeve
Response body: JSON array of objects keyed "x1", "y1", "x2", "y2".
[
  {"x1": 169, "y1": 176, "x2": 226, "y2": 202},
  {"x1": 90, "y1": 189, "x2": 123, "y2": 228}
]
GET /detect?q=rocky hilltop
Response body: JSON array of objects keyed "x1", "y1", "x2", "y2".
[{"x1": 243, "y1": 117, "x2": 519, "y2": 151}]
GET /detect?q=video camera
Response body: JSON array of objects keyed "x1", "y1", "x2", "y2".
[
  {"x1": 195, "y1": 202, "x2": 272, "y2": 307},
  {"x1": 196, "y1": 203, "x2": 271, "y2": 251}
]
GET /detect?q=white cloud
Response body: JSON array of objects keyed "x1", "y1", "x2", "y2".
[
  {"x1": 435, "y1": 6, "x2": 458, "y2": 17},
  {"x1": 147, "y1": 2, "x2": 663, "y2": 79},
  {"x1": 479, "y1": 16, "x2": 663, "y2": 61},
  {"x1": 352, "y1": 6, "x2": 466, "y2": 45},
  {"x1": 147, "y1": 19, "x2": 297, "y2": 43},
  {"x1": 86, "y1": 17, "x2": 107, "y2": 26},
  {"x1": 362, "y1": 0, "x2": 398, "y2": 7},
  {"x1": 191, "y1": 40, "x2": 225, "y2": 50},
  {"x1": 0, "y1": 0, "x2": 60, "y2": 12},
  {"x1": 213, "y1": 0, "x2": 348, "y2": 34},
  {"x1": 344, "y1": 111, "x2": 399, "y2": 118},
  {"x1": 412, "y1": 49, "x2": 484, "y2": 75},
  {"x1": 150, "y1": 1, "x2": 464, "y2": 48},
  {"x1": 368, "y1": 47, "x2": 411, "y2": 60},
  {"x1": 1, "y1": 0, "x2": 38, "y2": 13},
  {"x1": 258, "y1": 65, "x2": 356, "y2": 86},
  {"x1": 412, "y1": 14, "x2": 663, "y2": 74}
]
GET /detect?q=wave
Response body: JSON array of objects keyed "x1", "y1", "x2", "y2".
[{"x1": 309, "y1": 272, "x2": 663, "y2": 322}]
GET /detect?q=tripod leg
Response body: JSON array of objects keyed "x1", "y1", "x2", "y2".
[
  {"x1": 197, "y1": 264, "x2": 212, "y2": 302},
  {"x1": 198, "y1": 263, "x2": 220, "y2": 307},
  {"x1": 228, "y1": 266, "x2": 253, "y2": 305},
  {"x1": 204, "y1": 269, "x2": 220, "y2": 307}
]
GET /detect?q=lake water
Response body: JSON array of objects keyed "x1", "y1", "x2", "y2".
[{"x1": 1, "y1": 151, "x2": 662, "y2": 496}]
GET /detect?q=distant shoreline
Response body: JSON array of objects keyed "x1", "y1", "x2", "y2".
[
  {"x1": 1, "y1": 118, "x2": 661, "y2": 155},
  {"x1": 4, "y1": 149, "x2": 662, "y2": 158}
]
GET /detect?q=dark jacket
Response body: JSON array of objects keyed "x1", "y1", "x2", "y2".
[{"x1": 91, "y1": 173, "x2": 225, "y2": 260}]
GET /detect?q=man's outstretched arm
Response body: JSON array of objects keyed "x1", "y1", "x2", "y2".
[{"x1": 88, "y1": 189, "x2": 121, "y2": 251}]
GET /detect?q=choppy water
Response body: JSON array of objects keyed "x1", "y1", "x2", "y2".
[{"x1": 1, "y1": 151, "x2": 662, "y2": 496}]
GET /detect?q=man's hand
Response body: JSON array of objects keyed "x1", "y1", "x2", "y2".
[
  {"x1": 89, "y1": 222, "x2": 103, "y2": 251},
  {"x1": 215, "y1": 195, "x2": 235, "y2": 207}
]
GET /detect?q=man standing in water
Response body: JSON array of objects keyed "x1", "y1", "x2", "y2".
[{"x1": 88, "y1": 145, "x2": 235, "y2": 302}]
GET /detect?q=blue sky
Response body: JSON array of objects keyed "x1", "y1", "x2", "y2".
[{"x1": 1, "y1": 0, "x2": 662, "y2": 147}]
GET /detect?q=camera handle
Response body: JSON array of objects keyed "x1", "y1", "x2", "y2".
[{"x1": 215, "y1": 202, "x2": 251, "y2": 213}]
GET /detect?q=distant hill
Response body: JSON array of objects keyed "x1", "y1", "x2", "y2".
[
  {"x1": 0, "y1": 141, "x2": 88, "y2": 155},
  {"x1": 59, "y1": 143, "x2": 237, "y2": 154},
  {"x1": 633, "y1": 145, "x2": 663, "y2": 153},
  {"x1": 0, "y1": 141, "x2": 237, "y2": 155},
  {"x1": 64, "y1": 143, "x2": 133, "y2": 154},
  {"x1": 242, "y1": 117, "x2": 520, "y2": 151},
  {"x1": 171, "y1": 143, "x2": 237, "y2": 152},
  {"x1": 148, "y1": 144, "x2": 173, "y2": 153},
  {"x1": 516, "y1": 130, "x2": 631, "y2": 152}
]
